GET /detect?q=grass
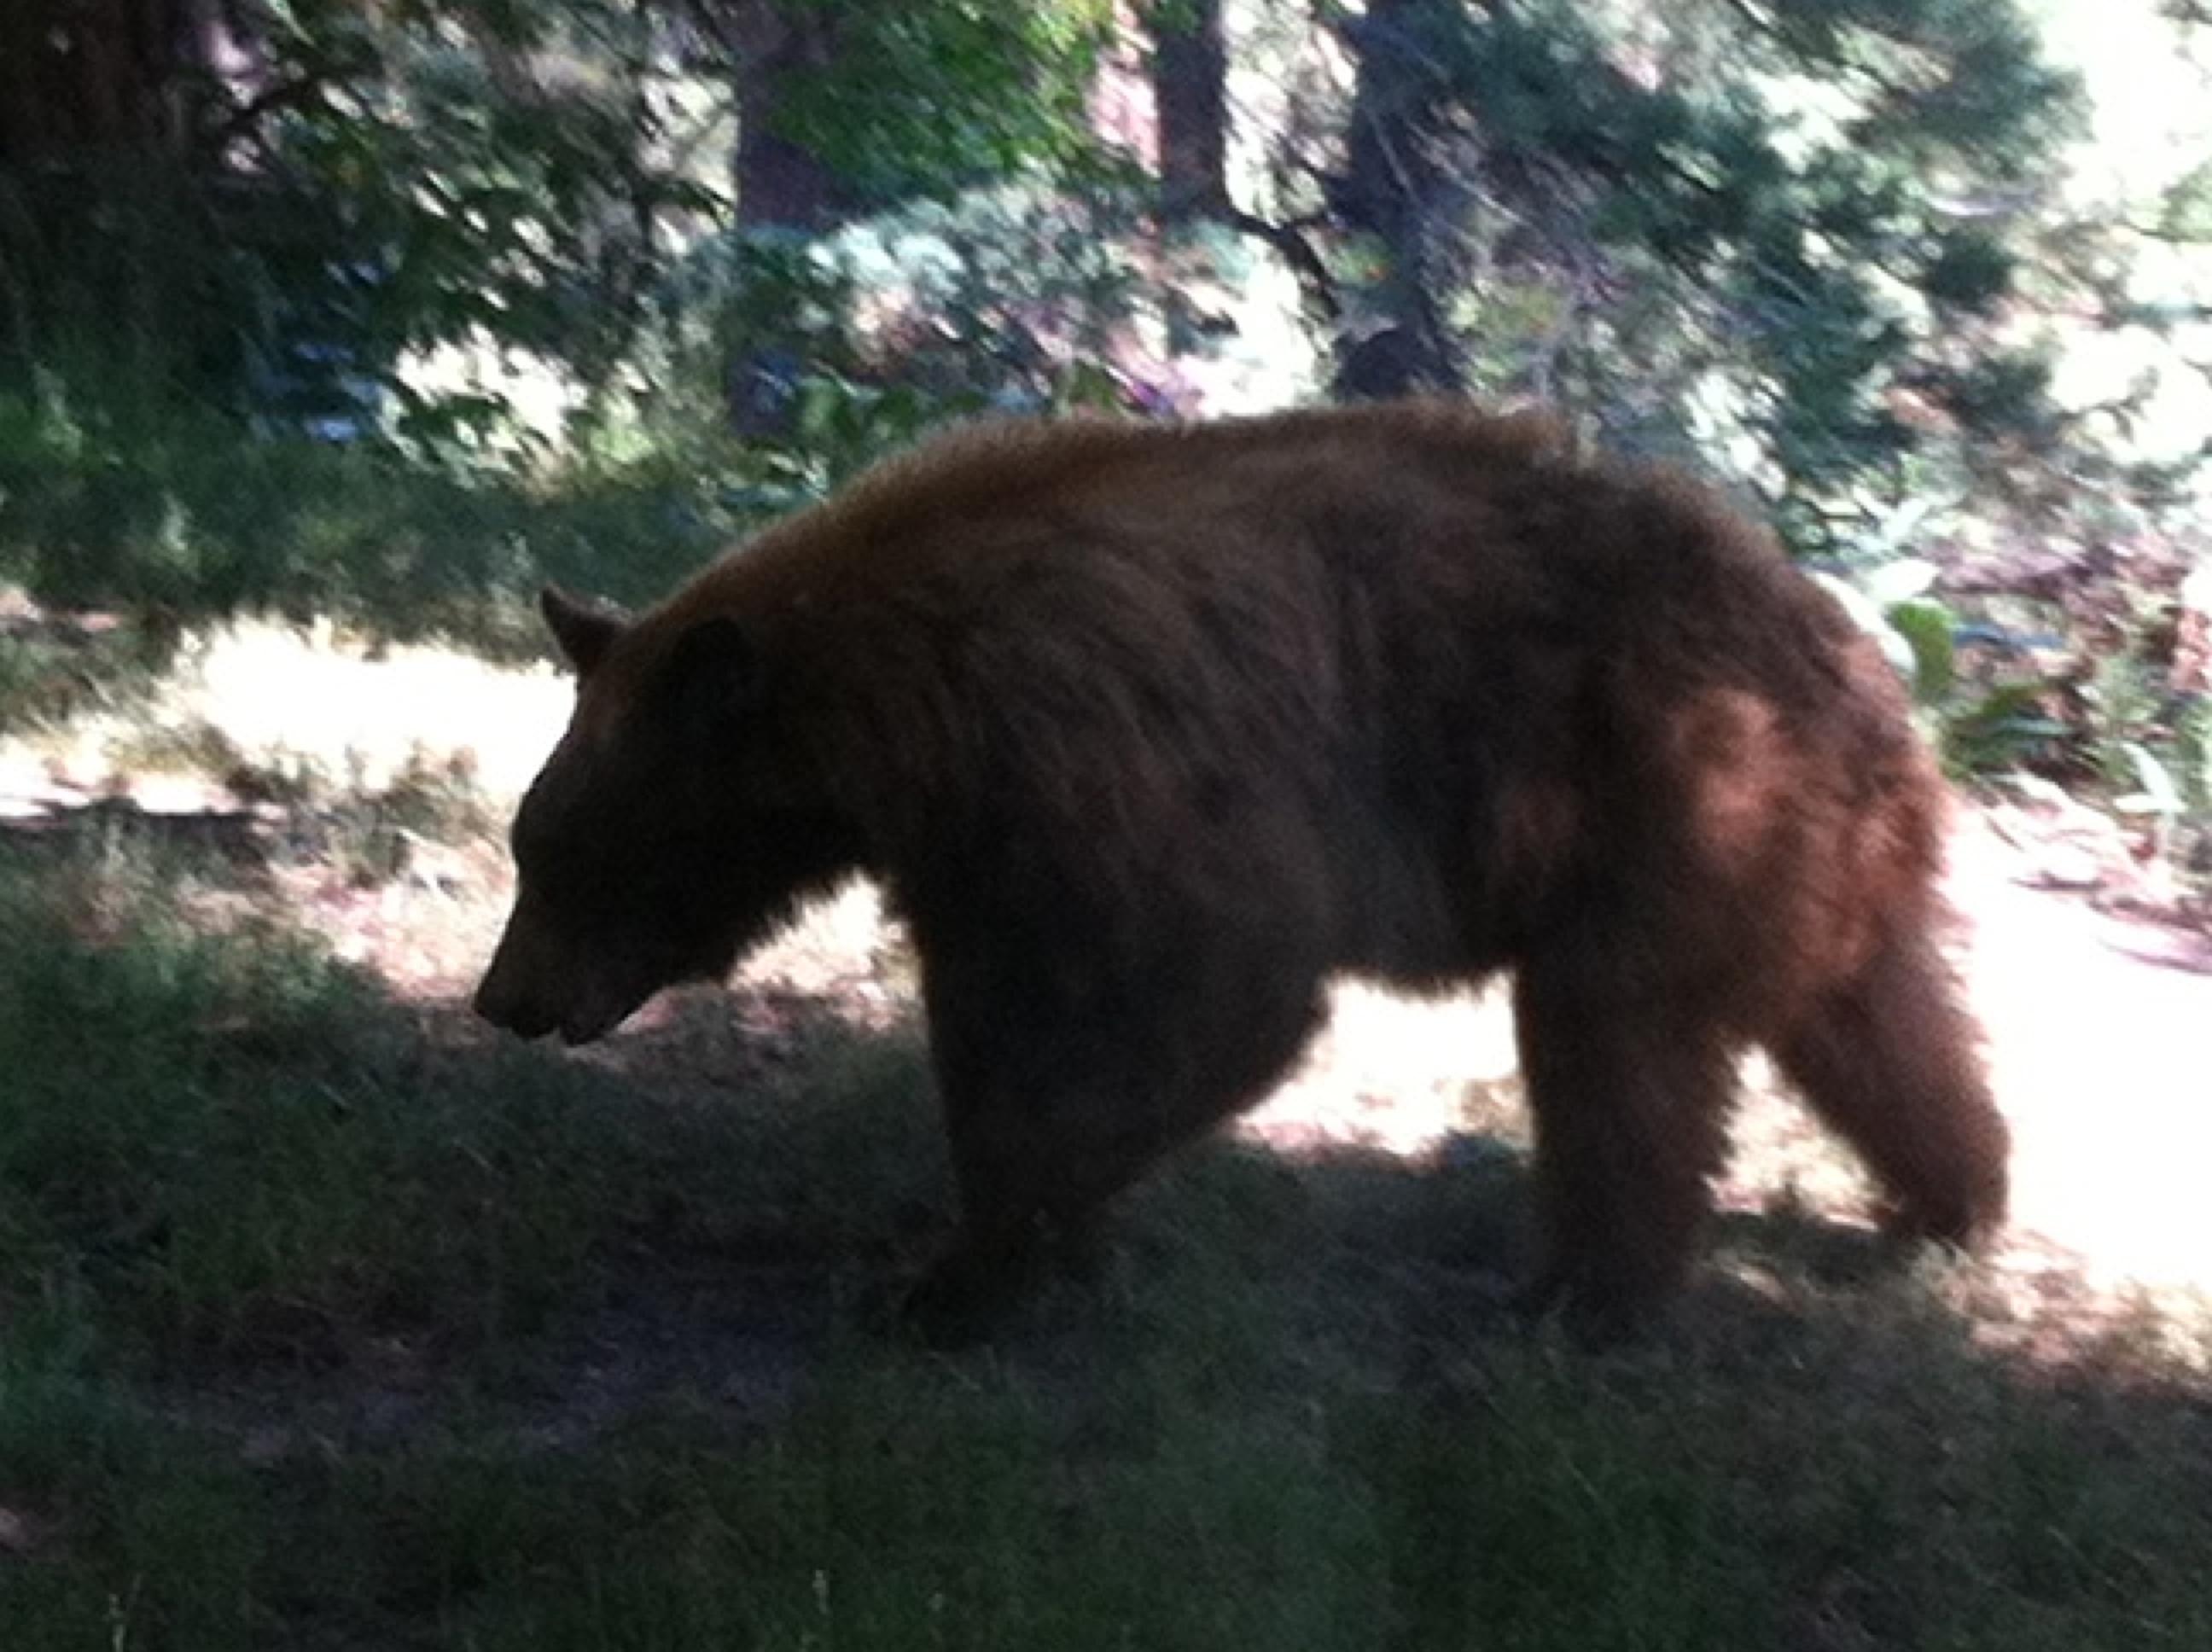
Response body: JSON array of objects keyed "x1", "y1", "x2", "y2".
[
  {"x1": 0, "y1": 387, "x2": 767, "y2": 671},
  {"x1": 1, "y1": 825, "x2": 2209, "y2": 1652}
]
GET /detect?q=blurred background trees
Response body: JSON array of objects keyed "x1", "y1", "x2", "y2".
[{"x1": 2, "y1": 0, "x2": 2209, "y2": 866}]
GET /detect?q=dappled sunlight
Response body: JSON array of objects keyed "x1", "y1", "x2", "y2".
[
  {"x1": 6, "y1": 616, "x2": 2206, "y2": 1355},
  {"x1": 1232, "y1": 823, "x2": 2212, "y2": 1329},
  {"x1": 3, "y1": 715, "x2": 2206, "y2": 1652},
  {"x1": 6, "y1": 0, "x2": 2210, "y2": 1638},
  {"x1": 1238, "y1": 818, "x2": 2212, "y2": 1323},
  {"x1": 0, "y1": 611, "x2": 560, "y2": 997}
]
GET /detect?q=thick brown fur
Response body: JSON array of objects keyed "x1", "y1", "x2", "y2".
[{"x1": 474, "y1": 400, "x2": 2009, "y2": 1339}]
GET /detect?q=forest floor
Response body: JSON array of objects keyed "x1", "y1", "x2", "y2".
[{"x1": 3, "y1": 611, "x2": 2209, "y2": 1650}]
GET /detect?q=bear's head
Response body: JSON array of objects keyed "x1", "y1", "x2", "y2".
[{"x1": 474, "y1": 585, "x2": 854, "y2": 1044}]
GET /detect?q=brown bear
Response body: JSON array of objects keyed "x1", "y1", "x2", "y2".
[{"x1": 474, "y1": 401, "x2": 2008, "y2": 1338}]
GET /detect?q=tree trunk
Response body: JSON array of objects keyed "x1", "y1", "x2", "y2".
[
  {"x1": 0, "y1": 0, "x2": 242, "y2": 378},
  {"x1": 725, "y1": 1, "x2": 856, "y2": 232},
  {"x1": 690, "y1": 1, "x2": 861, "y2": 435},
  {"x1": 1145, "y1": 0, "x2": 1229, "y2": 220},
  {"x1": 0, "y1": 0, "x2": 212, "y2": 167},
  {"x1": 1330, "y1": 0, "x2": 1461, "y2": 398}
]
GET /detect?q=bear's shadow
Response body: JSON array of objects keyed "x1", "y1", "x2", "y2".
[{"x1": 543, "y1": 980, "x2": 1940, "y2": 1347}]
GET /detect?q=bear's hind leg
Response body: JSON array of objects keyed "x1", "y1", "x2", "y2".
[
  {"x1": 1511, "y1": 934, "x2": 1741, "y2": 1336},
  {"x1": 1773, "y1": 928, "x2": 2009, "y2": 1249}
]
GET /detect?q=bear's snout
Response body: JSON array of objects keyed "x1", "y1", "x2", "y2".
[
  {"x1": 474, "y1": 904, "x2": 646, "y2": 1045},
  {"x1": 474, "y1": 899, "x2": 585, "y2": 1041},
  {"x1": 472, "y1": 941, "x2": 561, "y2": 1039}
]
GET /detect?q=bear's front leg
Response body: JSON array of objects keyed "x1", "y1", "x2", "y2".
[
  {"x1": 899, "y1": 923, "x2": 1329, "y2": 1346},
  {"x1": 903, "y1": 1083, "x2": 1319, "y2": 1345},
  {"x1": 898, "y1": 1196, "x2": 1094, "y2": 1348},
  {"x1": 1510, "y1": 926, "x2": 1743, "y2": 1340},
  {"x1": 898, "y1": 1062, "x2": 1169, "y2": 1347}
]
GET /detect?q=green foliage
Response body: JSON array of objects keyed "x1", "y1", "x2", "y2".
[
  {"x1": 1938, "y1": 679, "x2": 2072, "y2": 777},
  {"x1": 1301, "y1": 0, "x2": 2209, "y2": 849},
  {"x1": 1816, "y1": 563, "x2": 2077, "y2": 782},
  {"x1": 770, "y1": 0, "x2": 1115, "y2": 202},
  {"x1": 660, "y1": 180, "x2": 1156, "y2": 506},
  {"x1": 2158, "y1": 160, "x2": 2212, "y2": 242},
  {"x1": 1318, "y1": 0, "x2": 2116, "y2": 555},
  {"x1": 1, "y1": 0, "x2": 2203, "y2": 883},
  {"x1": 2184, "y1": 694, "x2": 2212, "y2": 812},
  {"x1": 3, "y1": 1, "x2": 704, "y2": 427},
  {"x1": 1885, "y1": 597, "x2": 1959, "y2": 701},
  {"x1": 0, "y1": 0, "x2": 1111, "y2": 447},
  {"x1": 1291, "y1": 0, "x2": 2185, "y2": 574},
  {"x1": 1920, "y1": 230, "x2": 2019, "y2": 314},
  {"x1": 0, "y1": 376, "x2": 757, "y2": 643}
]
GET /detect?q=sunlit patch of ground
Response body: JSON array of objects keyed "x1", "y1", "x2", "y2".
[
  {"x1": 1947, "y1": 817, "x2": 2212, "y2": 1299},
  {"x1": 7, "y1": 614, "x2": 2209, "y2": 1334},
  {"x1": 2, "y1": 613, "x2": 573, "y2": 811}
]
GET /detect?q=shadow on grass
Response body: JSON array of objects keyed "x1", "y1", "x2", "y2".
[
  {"x1": 3, "y1": 835, "x2": 2208, "y2": 1652},
  {"x1": 0, "y1": 796, "x2": 275, "y2": 872}
]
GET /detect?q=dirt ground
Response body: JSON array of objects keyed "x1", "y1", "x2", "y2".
[{"x1": 1945, "y1": 817, "x2": 2212, "y2": 1294}]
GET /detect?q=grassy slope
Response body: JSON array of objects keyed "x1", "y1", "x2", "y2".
[{"x1": 1, "y1": 820, "x2": 2208, "y2": 1652}]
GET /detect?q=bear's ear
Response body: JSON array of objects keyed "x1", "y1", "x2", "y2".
[
  {"x1": 657, "y1": 616, "x2": 765, "y2": 745},
  {"x1": 539, "y1": 585, "x2": 626, "y2": 677}
]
